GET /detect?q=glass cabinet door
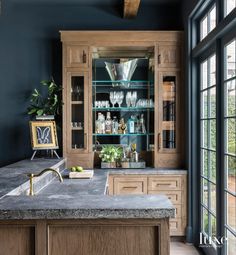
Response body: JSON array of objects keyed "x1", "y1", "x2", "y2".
[
  {"x1": 159, "y1": 73, "x2": 178, "y2": 151},
  {"x1": 67, "y1": 72, "x2": 88, "y2": 152}
]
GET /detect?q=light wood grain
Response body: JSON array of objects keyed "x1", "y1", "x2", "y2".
[
  {"x1": 61, "y1": 31, "x2": 183, "y2": 169},
  {"x1": 0, "y1": 225, "x2": 35, "y2": 255},
  {"x1": 124, "y1": 0, "x2": 141, "y2": 18},
  {"x1": 109, "y1": 174, "x2": 187, "y2": 236}
]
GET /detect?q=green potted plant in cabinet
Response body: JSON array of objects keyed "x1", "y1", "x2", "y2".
[{"x1": 99, "y1": 145, "x2": 123, "y2": 168}]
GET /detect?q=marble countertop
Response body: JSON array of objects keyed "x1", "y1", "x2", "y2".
[{"x1": 0, "y1": 159, "x2": 187, "y2": 220}]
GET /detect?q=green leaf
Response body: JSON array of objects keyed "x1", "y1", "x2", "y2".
[
  {"x1": 37, "y1": 109, "x2": 44, "y2": 116},
  {"x1": 28, "y1": 108, "x2": 37, "y2": 115}
]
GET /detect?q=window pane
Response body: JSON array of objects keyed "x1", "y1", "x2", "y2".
[
  {"x1": 225, "y1": 40, "x2": 236, "y2": 80},
  {"x1": 201, "y1": 121, "x2": 208, "y2": 148},
  {"x1": 203, "y1": 207, "x2": 209, "y2": 235},
  {"x1": 226, "y1": 192, "x2": 236, "y2": 231},
  {"x1": 210, "y1": 119, "x2": 216, "y2": 150},
  {"x1": 210, "y1": 214, "x2": 217, "y2": 238},
  {"x1": 201, "y1": 60, "x2": 208, "y2": 89},
  {"x1": 210, "y1": 183, "x2": 216, "y2": 213},
  {"x1": 227, "y1": 230, "x2": 236, "y2": 255},
  {"x1": 209, "y1": 6, "x2": 216, "y2": 32},
  {"x1": 226, "y1": 118, "x2": 236, "y2": 155},
  {"x1": 226, "y1": 156, "x2": 236, "y2": 193},
  {"x1": 225, "y1": 0, "x2": 236, "y2": 16},
  {"x1": 226, "y1": 80, "x2": 236, "y2": 117},
  {"x1": 201, "y1": 16, "x2": 208, "y2": 40},
  {"x1": 201, "y1": 90, "x2": 208, "y2": 118},
  {"x1": 202, "y1": 149, "x2": 208, "y2": 177},
  {"x1": 209, "y1": 87, "x2": 216, "y2": 118},
  {"x1": 210, "y1": 151, "x2": 216, "y2": 183},
  {"x1": 203, "y1": 179, "x2": 209, "y2": 206}
]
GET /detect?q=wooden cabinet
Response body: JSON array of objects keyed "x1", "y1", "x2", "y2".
[
  {"x1": 61, "y1": 31, "x2": 183, "y2": 168},
  {"x1": 66, "y1": 45, "x2": 89, "y2": 68},
  {"x1": 109, "y1": 173, "x2": 187, "y2": 236},
  {"x1": 0, "y1": 219, "x2": 170, "y2": 255},
  {"x1": 158, "y1": 44, "x2": 180, "y2": 68},
  {"x1": 148, "y1": 175, "x2": 187, "y2": 236}
]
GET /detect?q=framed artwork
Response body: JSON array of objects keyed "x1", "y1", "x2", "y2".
[{"x1": 29, "y1": 121, "x2": 58, "y2": 150}]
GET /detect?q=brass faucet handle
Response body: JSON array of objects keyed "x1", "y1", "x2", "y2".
[{"x1": 26, "y1": 173, "x2": 34, "y2": 177}]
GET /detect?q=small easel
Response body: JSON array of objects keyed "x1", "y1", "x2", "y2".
[
  {"x1": 29, "y1": 120, "x2": 60, "y2": 160},
  {"x1": 31, "y1": 149, "x2": 60, "y2": 160}
]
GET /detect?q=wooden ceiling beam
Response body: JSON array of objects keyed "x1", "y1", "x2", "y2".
[{"x1": 123, "y1": 0, "x2": 141, "y2": 19}]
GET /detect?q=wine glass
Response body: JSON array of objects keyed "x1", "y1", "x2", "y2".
[
  {"x1": 110, "y1": 92, "x2": 116, "y2": 107},
  {"x1": 131, "y1": 91, "x2": 137, "y2": 107},
  {"x1": 117, "y1": 91, "x2": 124, "y2": 107},
  {"x1": 75, "y1": 86, "x2": 81, "y2": 101},
  {"x1": 125, "y1": 92, "x2": 131, "y2": 107}
]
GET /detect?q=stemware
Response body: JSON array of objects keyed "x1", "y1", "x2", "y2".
[
  {"x1": 117, "y1": 91, "x2": 124, "y2": 107},
  {"x1": 126, "y1": 92, "x2": 132, "y2": 107},
  {"x1": 75, "y1": 86, "x2": 81, "y2": 101},
  {"x1": 131, "y1": 91, "x2": 137, "y2": 107},
  {"x1": 110, "y1": 92, "x2": 116, "y2": 107}
]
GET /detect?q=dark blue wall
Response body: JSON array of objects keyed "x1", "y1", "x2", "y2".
[{"x1": 0, "y1": 0, "x2": 191, "y2": 167}]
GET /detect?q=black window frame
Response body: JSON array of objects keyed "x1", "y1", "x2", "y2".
[{"x1": 188, "y1": 0, "x2": 236, "y2": 255}]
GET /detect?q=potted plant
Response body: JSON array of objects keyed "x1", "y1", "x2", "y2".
[
  {"x1": 99, "y1": 145, "x2": 123, "y2": 168},
  {"x1": 27, "y1": 78, "x2": 62, "y2": 119}
]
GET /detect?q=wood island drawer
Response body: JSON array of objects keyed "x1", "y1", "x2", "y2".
[
  {"x1": 148, "y1": 176, "x2": 182, "y2": 191},
  {"x1": 148, "y1": 190, "x2": 182, "y2": 204},
  {"x1": 114, "y1": 177, "x2": 147, "y2": 195}
]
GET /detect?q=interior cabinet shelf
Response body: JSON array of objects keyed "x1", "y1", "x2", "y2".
[
  {"x1": 93, "y1": 107, "x2": 154, "y2": 111},
  {"x1": 93, "y1": 133, "x2": 154, "y2": 136},
  {"x1": 71, "y1": 101, "x2": 83, "y2": 104}
]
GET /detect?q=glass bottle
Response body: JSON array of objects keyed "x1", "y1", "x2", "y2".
[
  {"x1": 95, "y1": 113, "x2": 101, "y2": 134},
  {"x1": 112, "y1": 116, "x2": 119, "y2": 134},
  {"x1": 128, "y1": 115, "x2": 135, "y2": 134},
  {"x1": 105, "y1": 112, "x2": 112, "y2": 134},
  {"x1": 140, "y1": 114, "x2": 146, "y2": 134},
  {"x1": 118, "y1": 118, "x2": 127, "y2": 134}
]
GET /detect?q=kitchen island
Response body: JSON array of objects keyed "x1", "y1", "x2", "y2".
[{"x1": 0, "y1": 159, "x2": 178, "y2": 255}]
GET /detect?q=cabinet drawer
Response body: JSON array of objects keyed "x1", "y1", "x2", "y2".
[
  {"x1": 170, "y1": 218, "x2": 183, "y2": 236},
  {"x1": 148, "y1": 190, "x2": 182, "y2": 204},
  {"x1": 114, "y1": 177, "x2": 147, "y2": 195},
  {"x1": 66, "y1": 45, "x2": 89, "y2": 68},
  {"x1": 148, "y1": 176, "x2": 182, "y2": 191},
  {"x1": 175, "y1": 204, "x2": 182, "y2": 218}
]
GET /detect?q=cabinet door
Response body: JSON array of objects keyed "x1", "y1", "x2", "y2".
[
  {"x1": 66, "y1": 72, "x2": 89, "y2": 153},
  {"x1": 66, "y1": 45, "x2": 89, "y2": 68},
  {"x1": 113, "y1": 177, "x2": 147, "y2": 195},
  {"x1": 158, "y1": 44, "x2": 180, "y2": 68},
  {"x1": 158, "y1": 72, "x2": 180, "y2": 154}
]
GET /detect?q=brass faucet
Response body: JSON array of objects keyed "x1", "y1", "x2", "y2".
[{"x1": 27, "y1": 168, "x2": 63, "y2": 196}]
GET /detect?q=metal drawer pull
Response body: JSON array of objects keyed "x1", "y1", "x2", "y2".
[{"x1": 122, "y1": 186, "x2": 138, "y2": 189}]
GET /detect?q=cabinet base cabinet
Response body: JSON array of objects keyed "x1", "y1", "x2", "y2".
[
  {"x1": 109, "y1": 174, "x2": 187, "y2": 237},
  {"x1": 0, "y1": 219, "x2": 170, "y2": 255}
]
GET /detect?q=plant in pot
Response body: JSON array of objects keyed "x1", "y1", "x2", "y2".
[
  {"x1": 27, "y1": 78, "x2": 62, "y2": 120},
  {"x1": 99, "y1": 145, "x2": 123, "y2": 168}
]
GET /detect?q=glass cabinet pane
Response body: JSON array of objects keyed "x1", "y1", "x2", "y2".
[
  {"x1": 70, "y1": 75, "x2": 86, "y2": 150},
  {"x1": 162, "y1": 76, "x2": 176, "y2": 149}
]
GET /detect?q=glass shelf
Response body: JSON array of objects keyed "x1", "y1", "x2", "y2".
[
  {"x1": 92, "y1": 80, "x2": 154, "y2": 89},
  {"x1": 93, "y1": 133, "x2": 154, "y2": 136},
  {"x1": 93, "y1": 107, "x2": 154, "y2": 111}
]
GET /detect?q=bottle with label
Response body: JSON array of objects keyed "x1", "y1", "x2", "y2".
[
  {"x1": 128, "y1": 115, "x2": 135, "y2": 134},
  {"x1": 140, "y1": 114, "x2": 146, "y2": 134},
  {"x1": 105, "y1": 112, "x2": 112, "y2": 134},
  {"x1": 118, "y1": 118, "x2": 127, "y2": 134},
  {"x1": 112, "y1": 116, "x2": 119, "y2": 134},
  {"x1": 95, "y1": 113, "x2": 102, "y2": 134}
]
